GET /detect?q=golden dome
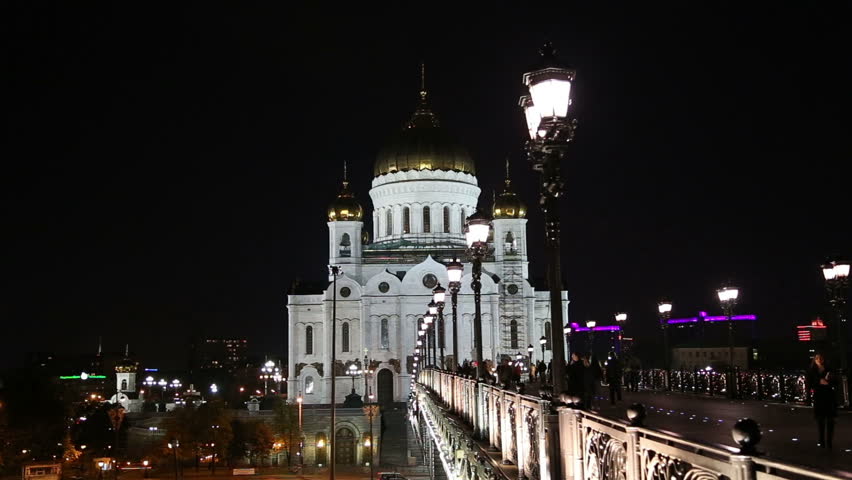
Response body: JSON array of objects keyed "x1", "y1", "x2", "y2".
[
  {"x1": 328, "y1": 173, "x2": 363, "y2": 222},
  {"x1": 374, "y1": 90, "x2": 475, "y2": 177},
  {"x1": 492, "y1": 162, "x2": 527, "y2": 219}
]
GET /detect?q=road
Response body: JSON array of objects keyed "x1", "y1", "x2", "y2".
[{"x1": 590, "y1": 389, "x2": 852, "y2": 475}]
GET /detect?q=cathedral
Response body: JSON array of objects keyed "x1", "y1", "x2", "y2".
[{"x1": 286, "y1": 83, "x2": 569, "y2": 405}]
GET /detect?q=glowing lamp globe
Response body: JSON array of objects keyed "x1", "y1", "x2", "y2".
[
  {"x1": 464, "y1": 210, "x2": 491, "y2": 247},
  {"x1": 447, "y1": 259, "x2": 464, "y2": 284}
]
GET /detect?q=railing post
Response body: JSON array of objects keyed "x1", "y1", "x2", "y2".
[
  {"x1": 543, "y1": 410, "x2": 561, "y2": 480},
  {"x1": 729, "y1": 455, "x2": 754, "y2": 480},
  {"x1": 625, "y1": 426, "x2": 641, "y2": 480}
]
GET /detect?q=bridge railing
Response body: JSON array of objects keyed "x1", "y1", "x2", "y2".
[
  {"x1": 636, "y1": 368, "x2": 810, "y2": 404},
  {"x1": 417, "y1": 368, "x2": 837, "y2": 480}
]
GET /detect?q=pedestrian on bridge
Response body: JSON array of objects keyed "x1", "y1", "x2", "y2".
[
  {"x1": 807, "y1": 353, "x2": 837, "y2": 449},
  {"x1": 566, "y1": 352, "x2": 585, "y2": 405},
  {"x1": 606, "y1": 355, "x2": 623, "y2": 405}
]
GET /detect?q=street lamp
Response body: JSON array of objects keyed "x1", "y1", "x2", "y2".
[
  {"x1": 327, "y1": 264, "x2": 342, "y2": 480},
  {"x1": 433, "y1": 284, "x2": 447, "y2": 370},
  {"x1": 717, "y1": 285, "x2": 740, "y2": 398},
  {"x1": 427, "y1": 302, "x2": 438, "y2": 368},
  {"x1": 423, "y1": 312, "x2": 435, "y2": 368},
  {"x1": 446, "y1": 259, "x2": 463, "y2": 372},
  {"x1": 563, "y1": 324, "x2": 572, "y2": 361},
  {"x1": 615, "y1": 313, "x2": 627, "y2": 355},
  {"x1": 520, "y1": 42, "x2": 576, "y2": 400},
  {"x1": 347, "y1": 364, "x2": 361, "y2": 393},
  {"x1": 822, "y1": 259, "x2": 850, "y2": 378},
  {"x1": 658, "y1": 300, "x2": 673, "y2": 389},
  {"x1": 586, "y1": 320, "x2": 597, "y2": 356},
  {"x1": 465, "y1": 209, "x2": 491, "y2": 382}
]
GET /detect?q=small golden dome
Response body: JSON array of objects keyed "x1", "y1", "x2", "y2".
[
  {"x1": 492, "y1": 161, "x2": 527, "y2": 219},
  {"x1": 328, "y1": 169, "x2": 363, "y2": 222}
]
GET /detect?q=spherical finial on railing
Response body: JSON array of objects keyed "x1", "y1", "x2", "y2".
[
  {"x1": 732, "y1": 418, "x2": 762, "y2": 455},
  {"x1": 626, "y1": 403, "x2": 646, "y2": 426}
]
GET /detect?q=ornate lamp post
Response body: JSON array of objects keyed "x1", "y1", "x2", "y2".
[
  {"x1": 586, "y1": 320, "x2": 597, "y2": 356},
  {"x1": 658, "y1": 300, "x2": 672, "y2": 389},
  {"x1": 362, "y1": 403, "x2": 380, "y2": 479},
  {"x1": 464, "y1": 210, "x2": 492, "y2": 381},
  {"x1": 823, "y1": 260, "x2": 850, "y2": 371},
  {"x1": 428, "y1": 301, "x2": 439, "y2": 368},
  {"x1": 347, "y1": 364, "x2": 362, "y2": 394},
  {"x1": 446, "y1": 260, "x2": 463, "y2": 372},
  {"x1": 615, "y1": 313, "x2": 627, "y2": 355},
  {"x1": 433, "y1": 284, "x2": 447, "y2": 369},
  {"x1": 424, "y1": 311, "x2": 435, "y2": 368},
  {"x1": 327, "y1": 264, "x2": 342, "y2": 480},
  {"x1": 527, "y1": 344, "x2": 535, "y2": 382},
  {"x1": 563, "y1": 324, "x2": 572, "y2": 361},
  {"x1": 519, "y1": 43, "x2": 575, "y2": 398},
  {"x1": 718, "y1": 285, "x2": 740, "y2": 398}
]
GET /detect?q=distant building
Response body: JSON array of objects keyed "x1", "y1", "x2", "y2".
[
  {"x1": 197, "y1": 338, "x2": 248, "y2": 372},
  {"x1": 671, "y1": 345, "x2": 754, "y2": 369}
]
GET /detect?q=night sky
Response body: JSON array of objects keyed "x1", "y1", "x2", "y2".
[{"x1": 4, "y1": 5, "x2": 850, "y2": 369}]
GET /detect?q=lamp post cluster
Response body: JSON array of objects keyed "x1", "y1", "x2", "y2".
[{"x1": 259, "y1": 360, "x2": 282, "y2": 395}]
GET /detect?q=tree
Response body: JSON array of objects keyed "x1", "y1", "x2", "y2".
[
  {"x1": 271, "y1": 398, "x2": 299, "y2": 465},
  {"x1": 162, "y1": 401, "x2": 233, "y2": 472},
  {"x1": 245, "y1": 422, "x2": 273, "y2": 467}
]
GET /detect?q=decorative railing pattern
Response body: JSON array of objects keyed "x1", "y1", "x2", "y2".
[
  {"x1": 417, "y1": 368, "x2": 837, "y2": 480},
  {"x1": 637, "y1": 369, "x2": 810, "y2": 404}
]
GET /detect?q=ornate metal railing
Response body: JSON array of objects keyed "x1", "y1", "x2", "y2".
[
  {"x1": 417, "y1": 368, "x2": 837, "y2": 480},
  {"x1": 637, "y1": 368, "x2": 810, "y2": 404}
]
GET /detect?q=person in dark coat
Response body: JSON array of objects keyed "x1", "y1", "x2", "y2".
[
  {"x1": 566, "y1": 353, "x2": 586, "y2": 405},
  {"x1": 582, "y1": 354, "x2": 599, "y2": 409},
  {"x1": 605, "y1": 355, "x2": 623, "y2": 405},
  {"x1": 807, "y1": 353, "x2": 837, "y2": 448}
]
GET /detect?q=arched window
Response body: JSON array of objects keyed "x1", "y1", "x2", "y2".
[
  {"x1": 386, "y1": 209, "x2": 393, "y2": 236},
  {"x1": 403, "y1": 207, "x2": 410, "y2": 233},
  {"x1": 120, "y1": 379, "x2": 128, "y2": 391},
  {"x1": 510, "y1": 320, "x2": 518, "y2": 349},
  {"x1": 339, "y1": 233, "x2": 351, "y2": 257},
  {"x1": 380, "y1": 318, "x2": 389, "y2": 349},
  {"x1": 305, "y1": 326, "x2": 313, "y2": 355},
  {"x1": 544, "y1": 322, "x2": 552, "y2": 351},
  {"x1": 505, "y1": 231, "x2": 516, "y2": 253},
  {"x1": 342, "y1": 322, "x2": 350, "y2": 352},
  {"x1": 423, "y1": 206, "x2": 431, "y2": 233},
  {"x1": 443, "y1": 206, "x2": 450, "y2": 233},
  {"x1": 305, "y1": 376, "x2": 314, "y2": 394},
  {"x1": 315, "y1": 433, "x2": 327, "y2": 464}
]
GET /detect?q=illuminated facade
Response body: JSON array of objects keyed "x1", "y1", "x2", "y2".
[{"x1": 287, "y1": 85, "x2": 569, "y2": 405}]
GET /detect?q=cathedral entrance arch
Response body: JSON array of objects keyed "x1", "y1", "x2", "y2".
[
  {"x1": 377, "y1": 369, "x2": 394, "y2": 405},
  {"x1": 335, "y1": 427, "x2": 355, "y2": 465}
]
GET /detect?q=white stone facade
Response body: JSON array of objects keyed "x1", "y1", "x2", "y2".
[{"x1": 287, "y1": 167, "x2": 569, "y2": 405}]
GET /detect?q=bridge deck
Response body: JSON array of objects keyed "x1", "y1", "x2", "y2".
[{"x1": 591, "y1": 389, "x2": 852, "y2": 474}]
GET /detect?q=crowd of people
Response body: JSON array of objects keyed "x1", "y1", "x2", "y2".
[{"x1": 442, "y1": 350, "x2": 841, "y2": 451}]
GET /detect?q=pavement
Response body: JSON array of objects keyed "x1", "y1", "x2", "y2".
[{"x1": 590, "y1": 389, "x2": 852, "y2": 475}]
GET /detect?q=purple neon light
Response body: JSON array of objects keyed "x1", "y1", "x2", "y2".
[
  {"x1": 668, "y1": 318, "x2": 699, "y2": 324},
  {"x1": 572, "y1": 326, "x2": 622, "y2": 332},
  {"x1": 668, "y1": 314, "x2": 757, "y2": 324},
  {"x1": 705, "y1": 314, "x2": 757, "y2": 322},
  {"x1": 699, "y1": 311, "x2": 708, "y2": 317}
]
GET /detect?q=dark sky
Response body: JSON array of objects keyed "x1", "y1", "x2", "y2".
[{"x1": 4, "y1": 4, "x2": 850, "y2": 369}]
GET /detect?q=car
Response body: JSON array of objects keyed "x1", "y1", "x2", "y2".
[{"x1": 377, "y1": 472, "x2": 406, "y2": 480}]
